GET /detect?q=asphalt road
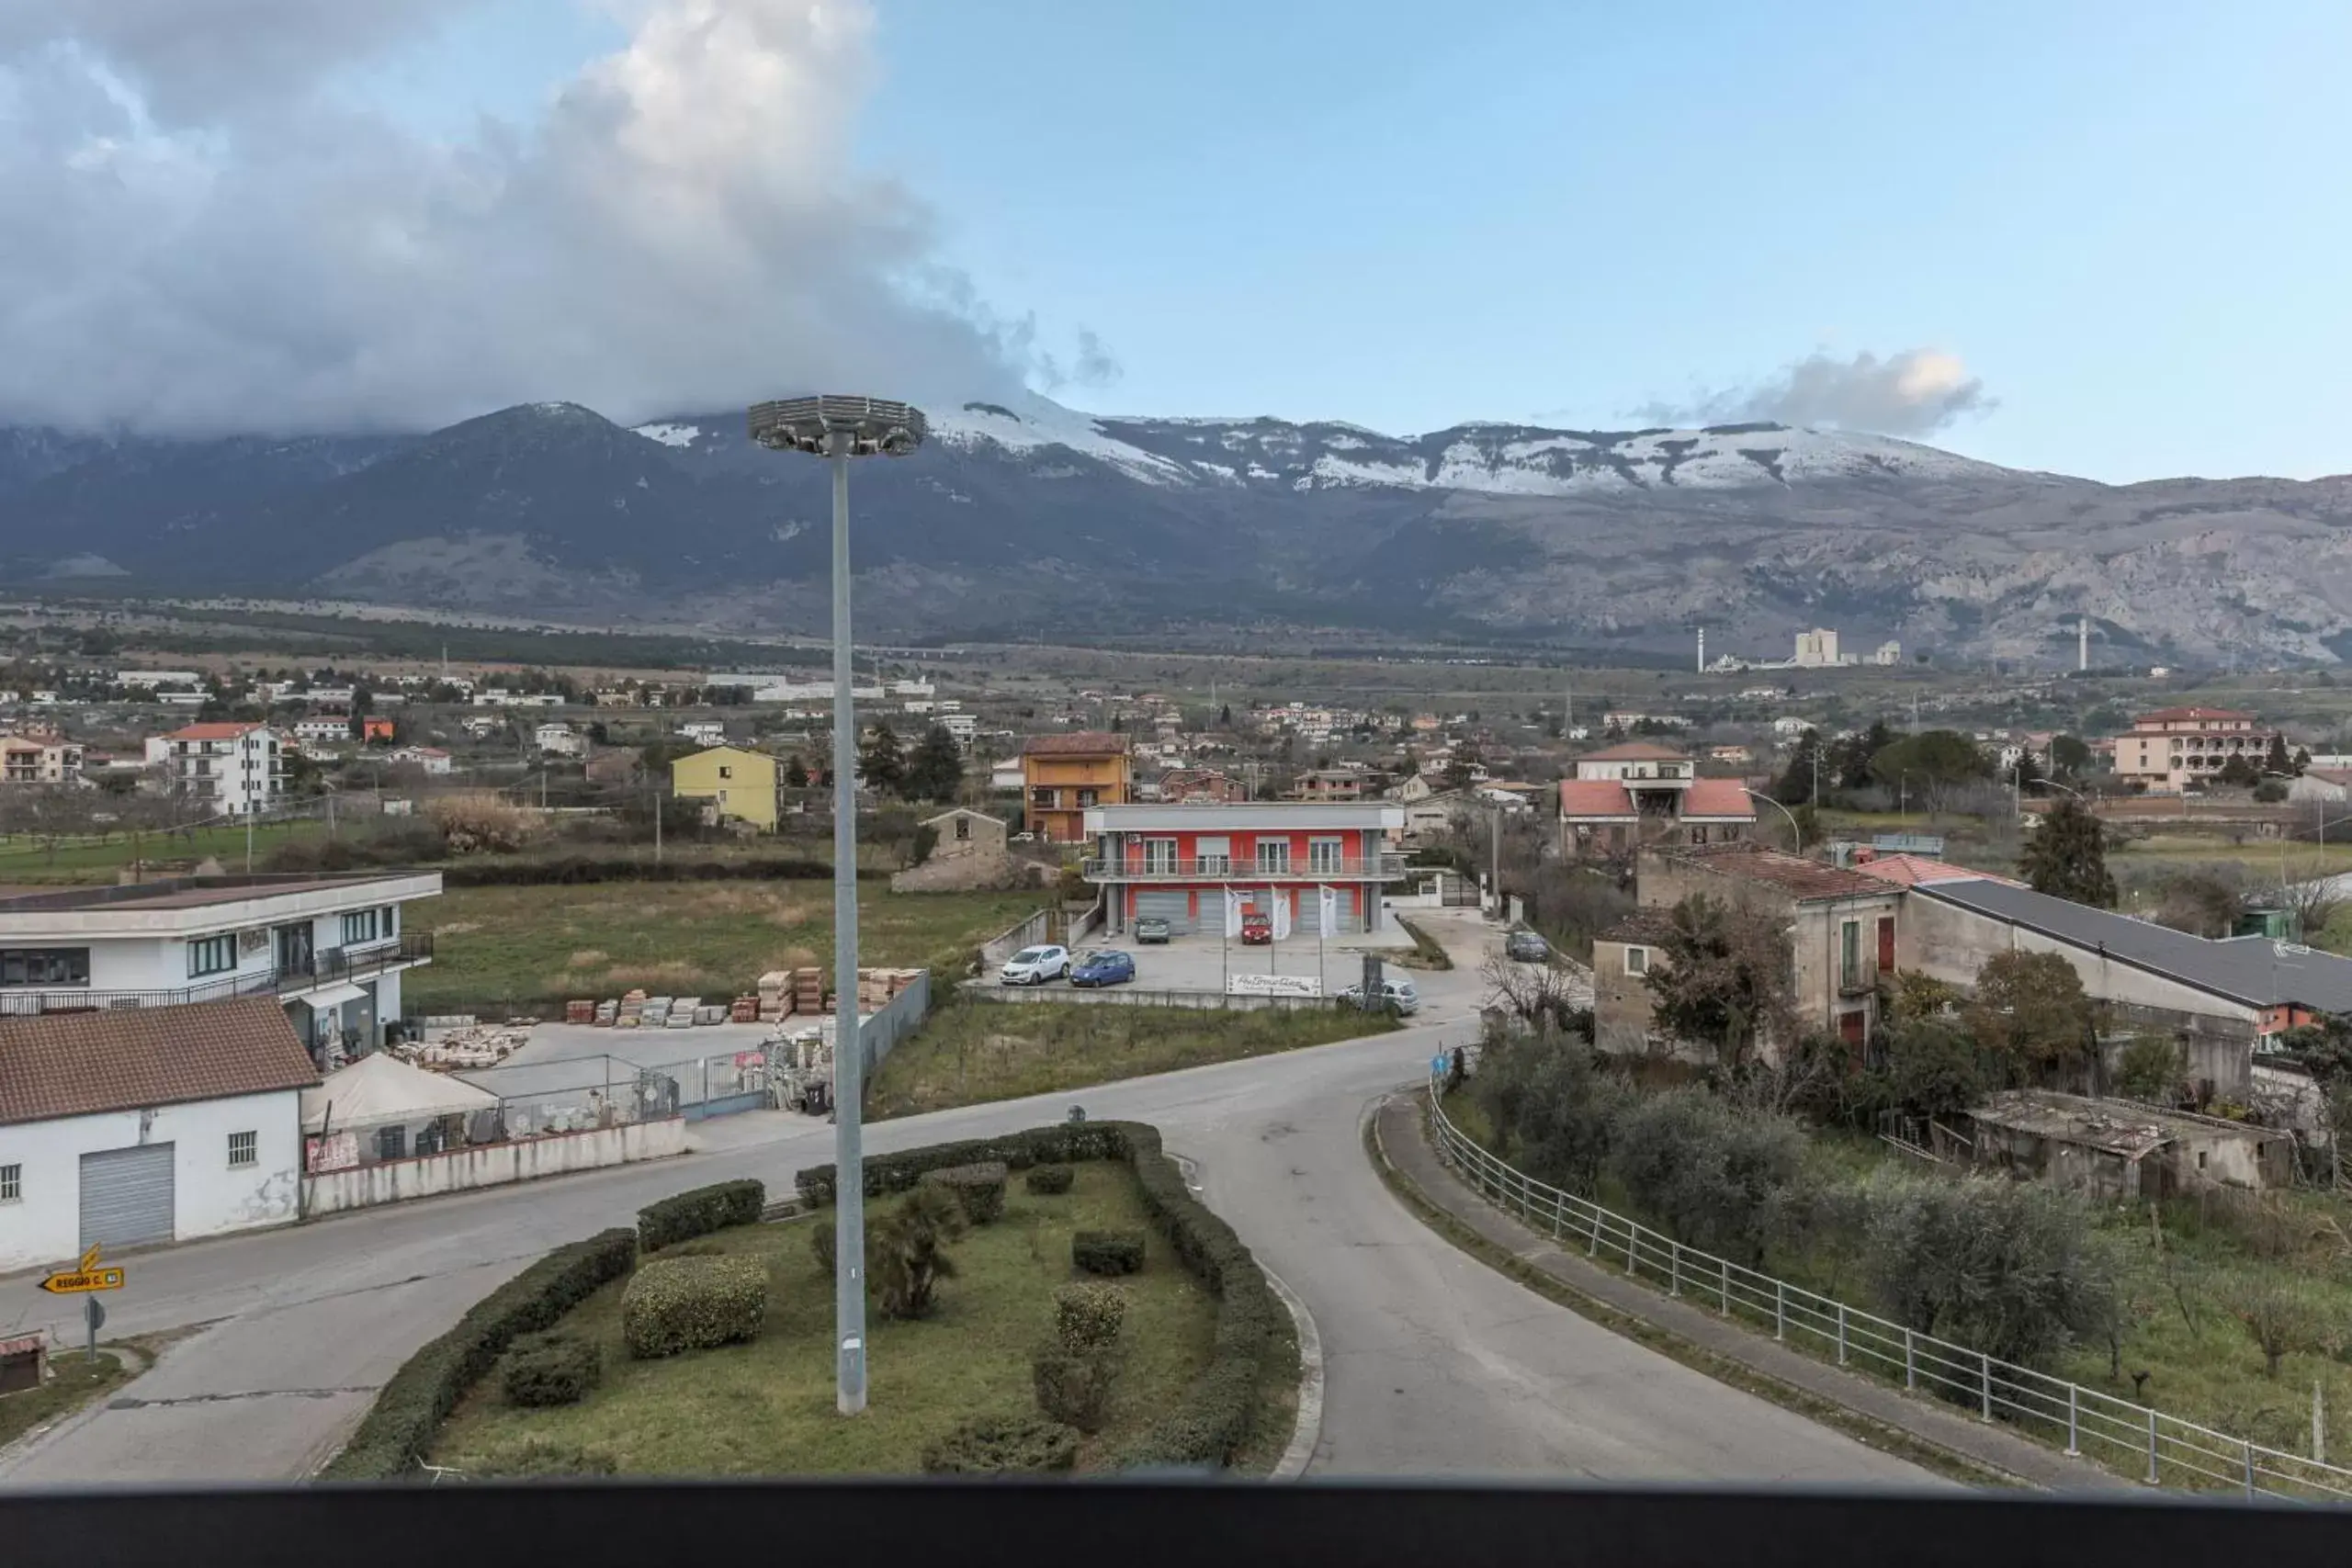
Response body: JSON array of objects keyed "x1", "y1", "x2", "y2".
[{"x1": 0, "y1": 912, "x2": 1929, "y2": 1488}]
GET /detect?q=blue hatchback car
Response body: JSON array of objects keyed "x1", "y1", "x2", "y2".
[{"x1": 1069, "y1": 949, "x2": 1136, "y2": 988}]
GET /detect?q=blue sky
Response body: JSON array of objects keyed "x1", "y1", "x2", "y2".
[{"x1": 98, "y1": 3, "x2": 2352, "y2": 479}]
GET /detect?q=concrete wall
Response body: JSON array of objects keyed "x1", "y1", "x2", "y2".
[
  {"x1": 979, "y1": 909, "x2": 1053, "y2": 966},
  {"x1": 0, "y1": 1089, "x2": 303, "y2": 1271},
  {"x1": 1591, "y1": 938, "x2": 1659, "y2": 1055},
  {"x1": 300, "y1": 1115, "x2": 686, "y2": 1216}
]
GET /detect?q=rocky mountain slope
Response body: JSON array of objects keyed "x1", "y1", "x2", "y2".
[{"x1": 5, "y1": 392, "x2": 2349, "y2": 663}]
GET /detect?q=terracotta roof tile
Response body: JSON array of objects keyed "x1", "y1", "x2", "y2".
[
  {"x1": 1022, "y1": 731, "x2": 1127, "y2": 756},
  {"x1": 1680, "y1": 779, "x2": 1759, "y2": 819},
  {"x1": 1558, "y1": 780, "x2": 1637, "y2": 818},
  {"x1": 1849, "y1": 853, "x2": 2020, "y2": 888},
  {"x1": 0, "y1": 997, "x2": 318, "y2": 1124},
  {"x1": 165, "y1": 722, "x2": 266, "y2": 740},
  {"x1": 1664, "y1": 842, "x2": 1894, "y2": 900}
]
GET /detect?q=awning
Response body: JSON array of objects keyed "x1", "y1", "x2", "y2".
[
  {"x1": 304, "y1": 983, "x2": 368, "y2": 1010},
  {"x1": 303, "y1": 1050, "x2": 497, "y2": 1133}
]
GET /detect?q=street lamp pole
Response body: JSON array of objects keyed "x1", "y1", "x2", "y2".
[
  {"x1": 1741, "y1": 787, "x2": 1803, "y2": 852},
  {"x1": 750, "y1": 396, "x2": 926, "y2": 1418}
]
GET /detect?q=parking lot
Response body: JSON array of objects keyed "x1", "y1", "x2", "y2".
[{"x1": 978, "y1": 910, "x2": 1444, "y2": 1001}]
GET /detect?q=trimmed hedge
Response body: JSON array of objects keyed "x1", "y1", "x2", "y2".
[
  {"x1": 638, "y1": 1179, "x2": 765, "y2": 1252},
  {"x1": 321, "y1": 1227, "x2": 638, "y2": 1479},
  {"x1": 1032, "y1": 1348, "x2": 1117, "y2": 1432},
  {"x1": 922, "y1": 1161, "x2": 1009, "y2": 1225},
  {"x1": 1073, "y1": 1229, "x2": 1146, "y2": 1276},
  {"x1": 501, "y1": 1332, "x2": 602, "y2": 1407},
  {"x1": 801, "y1": 1120, "x2": 1283, "y2": 1472},
  {"x1": 622, "y1": 1255, "x2": 769, "y2": 1359},
  {"x1": 1024, "y1": 1163, "x2": 1075, "y2": 1195},
  {"x1": 1054, "y1": 1282, "x2": 1126, "y2": 1352},
  {"x1": 922, "y1": 1412, "x2": 1081, "y2": 1474}
]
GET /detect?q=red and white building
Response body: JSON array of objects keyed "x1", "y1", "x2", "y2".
[
  {"x1": 1558, "y1": 741, "x2": 1757, "y2": 861},
  {"x1": 2113, "y1": 706, "x2": 2278, "y2": 791},
  {"x1": 166, "y1": 722, "x2": 285, "y2": 818},
  {"x1": 1080, "y1": 803, "x2": 1408, "y2": 936}
]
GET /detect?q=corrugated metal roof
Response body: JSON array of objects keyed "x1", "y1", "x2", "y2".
[{"x1": 1918, "y1": 878, "x2": 2352, "y2": 1011}]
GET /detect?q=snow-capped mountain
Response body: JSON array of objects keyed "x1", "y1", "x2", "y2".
[{"x1": 4, "y1": 392, "x2": 2349, "y2": 664}]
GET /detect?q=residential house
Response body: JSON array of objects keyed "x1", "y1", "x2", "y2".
[
  {"x1": 2113, "y1": 706, "x2": 2278, "y2": 791},
  {"x1": 2286, "y1": 768, "x2": 2352, "y2": 807},
  {"x1": 1289, "y1": 768, "x2": 1374, "y2": 804},
  {"x1": 360, "y1": 717, "x2": 396, "y2": 744},
  {"x1": 291, "y1": 714, "x2": 352, "y2": 745},
  {"x1": 1597, "y1": 843, "x2": 1905, "y2": 1058},
  {"x1": 1022, "y1": 732, "x2": 1131, "y2": 843},
  {"x1": 0, "y1": 731, "x2": 83, "y2": 785},
  {"x1": 0, "y1": 997, "x2": 319, "y2": 1271},
  {"x1": 1959, "y1": 1090, "x2": 2291, "y2": 1201},
  {"x1": 0, "y1": 871, "x2": 440, "y2": 1058},
  {"x1": 1707, "y1": 744, "x2": 1755, "y2": 767},
  {"x1": 1081, "y1": 802, "x2": 1407, "y2": 939},
  {"x1": 939, "y1": 713, "x2": 978, "y2": 750},
  {"x1": 583, "y1": 748, "x2": 642, "y2": 786},
  {"x1": 1558, "y1": 742, "x2": 1756, "y2": 861},
  {"x1": 388, "y1": 745, "x2": 453, "y2": 775},
  {"x1": 679, "y1": 721, "x2": 726, "y2": 746},
  {"x1": 165, "y1": 722, "x2": 284, "y2": 818},
  {"x1": 1157, "y1": 768, "x2": 1248, "y2": 805},
  {"x1": 671, "y1": 746, "x2": 777, "y2": 830},
  {"x1": 891, "y1": 808, "x2": 1013, "y2": 893},
  {"x1": 536, "y1": 722, "x2": 586, "y2": 759}
]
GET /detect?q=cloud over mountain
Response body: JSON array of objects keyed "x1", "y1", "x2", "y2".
[{"x1": 1637, "y1": 348, "x2": 1994, "y2": 437}]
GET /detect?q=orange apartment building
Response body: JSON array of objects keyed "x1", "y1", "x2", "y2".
[
  {"x1": 1021, "y1": 731, "x2": 1132, "y2": 842},
  {"x1": 2114, "y1": 706, "x2": 2278, "y2": 791}
]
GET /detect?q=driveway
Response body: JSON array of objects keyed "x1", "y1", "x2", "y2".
[{"x1": 0, "y1": 909, "x2": 1927, "y2": 1488}]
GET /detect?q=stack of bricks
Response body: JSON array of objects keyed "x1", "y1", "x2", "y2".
[
  {"x1": 793, "y1": 966, "x2": 828, "y2": 1015},
  {"x1": 615, "y1": 988, "x2": 649, "y2": 1029},
  {"x1": 854, "y1": 967, "x2": 925, "y2": 1012},
  {"x1": 756, "y1": 970, "x2": 793, "y2": 1023}
]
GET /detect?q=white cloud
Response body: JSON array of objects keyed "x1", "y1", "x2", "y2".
[
  {"x1": 1636, "y1": 348, "x2": 1994, "y2": 437},
  {"x1": 0, "y1": 0, "x2": 1057, "y2": 434}
]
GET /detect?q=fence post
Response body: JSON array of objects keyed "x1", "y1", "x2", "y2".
[
  {"x1": 1905, "y1": 1328, "x2": 1915, "y2": 1391},
  {"x1": 1551, "y1": 1190, "x2": 1565, "y2": 1240},
  {"x1": 2146, "y1": 1409, "x2": 2159, "y2": 1484},
  {"x1": 1587, "y1": 1205, "x2": 1600, "y2": 1258},
  {"x1": 2066, "y1": 1383, "x2": 2079, "y2": 1456},
  {"x1": 1980, "y1": 1351, "x2": 1993, "y2": 1421},
  {"x1": 2245, "y1": 1438, "x2": 2256, "y2": 1499},
  {"x1": 1669, "y1": 1241, "x2": 1681, "y2": 1297},
  {"x1": 1719, "y1": 1258, "x2": 1730, "y2": 1315},
  {"x1": 1836, "y1": 1302, "x2": 1848, "y2": 1366},
  {"x1": 1775, "y1": 1280, "x2": 1786, "y2": 1342},
  {"x1": 1627, "y1": 1224, "x2": 1637, "y2": 1274}
]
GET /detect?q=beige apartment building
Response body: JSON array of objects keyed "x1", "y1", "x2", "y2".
[{"x1": 2113, "y1": 706, "x2": 2278, "y2": 791}]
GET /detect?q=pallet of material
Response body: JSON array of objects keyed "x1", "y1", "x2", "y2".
[
  {"x1": 564, "y1": 999, "x2": 596, "y2": 1024},
  {"x1": 730, "y1": 996, "x2": 761, "y2": 1024}
]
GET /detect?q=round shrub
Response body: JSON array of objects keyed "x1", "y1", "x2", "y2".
[
  {"x1": 501, "y1": 1332, "x2": 603, "y2": 1407},
  {"x1": 810, "y1": 1220, "x2": 837, "y2": 1275},
  {"x1": 923, "y1": 1161, "x2": 1009, "y2": 1225},
  {"x1": 922, "y1": 1412, "x2": 1080, "y2": 1474},
  {"x1": 1024, "y1": 1164, "x2": 1075, "y2": 1196},
  {"x1": 1071, "y1": 1228, "x2": 1146, "y2": 1276},
  {"x1": 621, "y1": 1255, "x2": 769, "y2": 1359},
  {"x1": 1031, "y1": 1348, "x2": 1117, "y2": 1433},
  {"x1": 1053, "y1": 1282, "x2": 1126, "y2": 1353}
]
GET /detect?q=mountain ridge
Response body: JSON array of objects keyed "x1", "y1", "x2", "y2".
[{"x1": 4, "y1": 393, "x2": 2350, "y2": 664}]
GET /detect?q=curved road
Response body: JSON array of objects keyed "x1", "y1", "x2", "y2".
[{"x1": 0, "y1": 913, "x2": 1930, "y2": 1487}]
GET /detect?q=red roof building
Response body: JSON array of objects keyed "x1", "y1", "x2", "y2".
[
  {"x1": 1559, "y1": 745, "x2": 1756, "y2": 862},
  {"x1": 1079, "y1": 802, "x2": 1408, "y2": 941}
]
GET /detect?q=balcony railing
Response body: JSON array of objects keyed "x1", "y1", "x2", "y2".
[
  {"x1": 0, "y1": 933, "x2": 433, "y2": 1018},
  {"x1": 1081, "y1": 854, "x2": 1409, "y2": 882},
  {"x1": 1837, "y1": 960, "x2": 1879, "y2": 998}
]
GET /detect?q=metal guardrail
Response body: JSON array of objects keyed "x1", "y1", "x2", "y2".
[
  {"x1": 967, "y1": 983, "x2": 1340, "y2": 1012},
  {"x1": 1, "y1": 934, "x2": 434, "y2": 1016},
  {"x1": 1424, "y1": 1079, "x2": 2352, "y2": 1504}
]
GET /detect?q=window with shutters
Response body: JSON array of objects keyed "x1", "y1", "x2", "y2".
[{"x1": 228, "y1": 1132, "x2": 257, "y2": 1169}]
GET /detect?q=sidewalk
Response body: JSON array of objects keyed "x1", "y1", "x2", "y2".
[{"x1": 1374, "y1": 1092, "x2": 2135, "y2": 1493}]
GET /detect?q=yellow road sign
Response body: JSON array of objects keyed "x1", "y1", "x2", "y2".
[{"x1": 40, "y1": 1246, "x2": 124, "y2": 1294}]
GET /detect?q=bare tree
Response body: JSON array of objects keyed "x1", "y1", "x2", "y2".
[
  {"x1": 1480, "y1": 951, "x2": 1592, "y2": 1036},
  {"x1": 2277, "y1": 858, "x2": 2344, "y2": 944}
]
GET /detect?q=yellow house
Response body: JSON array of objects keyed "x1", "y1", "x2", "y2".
[
  {"x1": 1021, "y1": 731, "x2": 1131, "y2": 843},
  {"x1": 672, "y1": 745, "x2": 778, "y2": 830}
]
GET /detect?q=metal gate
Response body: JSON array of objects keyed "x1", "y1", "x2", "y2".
[
  {"x1": 79, "y1": 1143, "x2": 175, "y2": 1252},
  {"x1": 1132, "y1": 890, "x2": 1192, "y2": 936}
]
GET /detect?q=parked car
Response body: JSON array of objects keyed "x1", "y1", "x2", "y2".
[
  {"x1": 1134, "y1": 916, "x2": 1172, "y2": 944},
  {"x1": 1240, "y1": 912, "x2": 1273, "y2": 945},
  {"x1": 1069, "y1": 949, "x2": 1136, "y2": 988},
  {"x1": 999, "y1": 944, "x2": 1071, "y2": 986},
  {"x1": 1340, "y1": 976, "x2": 1422, "y2": 1016},
  {"x1": 1504, "y1": 930, "x2": 1551, "y2": 963}
]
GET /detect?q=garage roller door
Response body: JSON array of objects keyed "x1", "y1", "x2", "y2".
[
  {"x1": 1133, "y1": 890, "x2": 1192, "y2": 936},
  {"x1": 1329, "y1": 887, "x2": 1360, "y2": 931},
  {"x1": 80, "y1": 1143, "x2": 175, "y2": 1252}
]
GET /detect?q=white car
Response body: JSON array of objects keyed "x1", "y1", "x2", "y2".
[
  {"x1": 999, "y1": 944, "x2": 1072, "y2": 986},
  {"x1": 1340, "y1": 976, "x2": 1422, "y2": 1016}
]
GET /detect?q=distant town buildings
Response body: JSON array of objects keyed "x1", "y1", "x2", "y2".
[{"x1": 2113, "y1": 706, "x2": 2278, "y2": 792}]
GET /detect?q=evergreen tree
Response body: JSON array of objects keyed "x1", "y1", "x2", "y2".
[
  {"x1": 2266, "y1": 733, "x2": 2293, "y2": 776},
  {"x1": 903, "y1": 724, "x2": 966, "y2": 801},
  {"x1": 859, "y1": 722, "x2": 907, "y2": 795},
  {"x1": 1773, "y1": 729, "x2": 1822, "y2": 806},
  {"x1": 785, "y1": 754, "x2": 809, "y2": 788},
  {"x1": 1217, "y1": 704, "x2": 1232, "y2": 727},
  {"x1": 2018, "y1": 795, "x2": 2117, "y2": 908}
]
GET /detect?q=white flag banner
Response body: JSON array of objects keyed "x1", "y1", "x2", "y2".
[
  {"x1": 1317, "y1": 884, "x2": 1337, "y2": 940},
  {"x1": 1223, "y1": 886, "x2": 1243, "y2": 939},
  {"x1": 1272, "y1": 890, "x2": 1293, "y2": 942}
]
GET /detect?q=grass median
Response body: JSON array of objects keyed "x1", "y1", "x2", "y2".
[
  {"x1": 867, "y1": 998, "x2": 1395, "y2": 1119},
  {"x1": 429, "y1": 1161, "x2": 1216, "y2": 1476}
]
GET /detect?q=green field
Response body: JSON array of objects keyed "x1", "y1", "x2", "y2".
[
  {"x1": 868, "y1": 998, "x2": 1394, "y2": 1120},
  {"x1": 0, "y1": 818, "x2": 330, "y2": 880},
  {"x1": 429, "y1": 1163, "x2": 1216, "y2": 1476},
  {"x1": 407, "y1": 881, "x2": 1040, "y2": 1015}
]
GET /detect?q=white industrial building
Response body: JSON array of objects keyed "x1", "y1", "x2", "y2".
[
  {"x1": 0, "y1": 997, "x2": 318, "y2": 1270},
  {"x1": 0, "y1": 871, "x2": 441, "y2": 1060}
]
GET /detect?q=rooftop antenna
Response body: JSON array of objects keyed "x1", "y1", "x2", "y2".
[{"x1": 1697, "y1": 626, "x2": 1705, "y2": 674}]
